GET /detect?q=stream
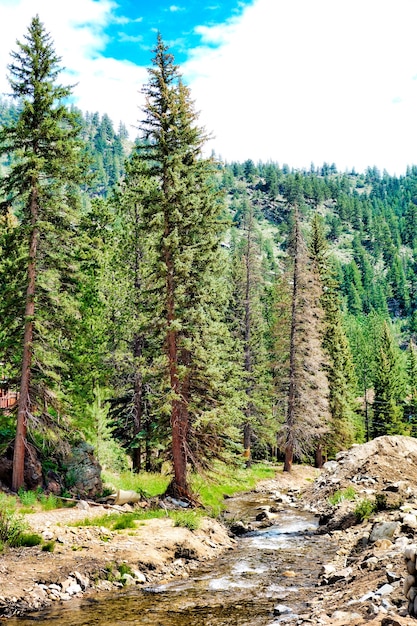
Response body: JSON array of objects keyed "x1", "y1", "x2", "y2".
[{"x1": 10, "y1": 491, "x2": 337, "y2": 625}]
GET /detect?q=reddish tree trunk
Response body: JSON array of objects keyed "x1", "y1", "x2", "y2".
[
  {"x1": 165, "y1": 247, "x2": 190, "y2": 497},
  {"x1": 12, "y1": 187, "x2": 38, "y2": 491}
]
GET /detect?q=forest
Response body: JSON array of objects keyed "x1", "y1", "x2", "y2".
[{"x1": 1, "y1": 16, "x2": 417, "y2": 500}]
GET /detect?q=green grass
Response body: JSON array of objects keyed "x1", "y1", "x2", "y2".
[
  {"x1": 18, "y1": 489, "x2": 37, "y2": 507},
  {"x1": 101, "y1": 470, "x2": 171, "y2": 498},
  {"x1": 328, "y1": 486, "x2": 356, "y2": 506},
  {"x1": 171, "y1": 510, "x2": 201, "y2": 530},
  {"x1": 192, "y1": 461, "x2": 279, "y2": 516}
]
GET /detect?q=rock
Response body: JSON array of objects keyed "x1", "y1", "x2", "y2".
[
  {"x1": 132, "y1": 570, "x2": 147, "y2": 583},
  {"x1": 42, "y1": 530, "x2": 54, "y2": 541},
  {"x1": 64, "y1": 442, "x2": 102, "y2": 498},
  {"x1": 322, "y1": 460, "x2": 339, "y2": 473},
  {"x1": 331, "y1": 610, "x2": 362, "y2": 621},
  {"x1": 402, "y1": 513, "x2": 417, "y2": 529},
  {"x1": 363, "y1": 556, "x2": 379, "y2": 570},
  {"x1": 229, "y1": 521, "x2": 251, "y2": 536},
  {"x1": 121, "y1": 574, "x2": 135, "y2": 586},
  {"x1": 375, "y1": 583, "x2": 394, "y2": 596},
  {"x1": 72, "y1": 571, "x2": 90, "y2": 590},
  {"x1": 326, "y1": 567, "x2": 353, "y2": 584},
  {"x1": 76, "y1": 500, "x2": 90, "y2": 511},
  {"x1": 282, "y1": 570, "x2": 296, "y2": 578},
  {"x1": 404, "y1": 574, "x2": 415, "y2": 597},
  {"x1": 404, "y1": 545, "x2": 416, "y2": 561},
  {"x1": 273, "y1": 604, "x2": 292, "y2": 615},
  {"x1": 386, "y1": 570, "x2": 401, "y2": 583},
  {"x1": 369, "y1": 522, "x2": 400, "y2": 543}
]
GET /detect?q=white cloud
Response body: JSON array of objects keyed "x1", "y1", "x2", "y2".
[
  {"x1": 2, "y1": 0, "x2": 417, "y2": 173},
  {"x1": 184, "y1": 0, "x2": 417, "y2": 174},
  {"x1": 0, "y1": 0, "x2": 147, "y2": 134}
]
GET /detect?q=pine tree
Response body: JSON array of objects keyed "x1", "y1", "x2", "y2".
[
  {"x1": 309, "y1": 214, "x2": 359, "y2": 456},
  {"x1": 373, "y1": 321, "x2": 407, "y2": 437},
  {"x1": 0, "y1": 16, "x2": 86, "y2": 490},
  {"x1": 229, "y1": 197, "x2": 274, "y2": 463},
  {"x1": 132, "y1": 35, "x2": 240, "y2": 497}
]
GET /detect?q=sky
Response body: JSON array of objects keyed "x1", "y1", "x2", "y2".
[{"x1": 1, "y1": 0, "x2": 417, "y2": 175}]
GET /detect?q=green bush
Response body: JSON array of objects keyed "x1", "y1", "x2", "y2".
[
  {"x1": 17, "y1": 532, "x2": 43, "y2": 547},
  {"x1": 354, "y1": 498, "x2": 376, "y2": 522},
  {"x1": 42, "y1": 541, "x2": 55, "y2": 552},
  {"x1": 38, "y1": 494, "x2": 58, "y2": 511}
]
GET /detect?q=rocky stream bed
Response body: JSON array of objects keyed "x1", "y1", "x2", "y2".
[{"x1": 2, "y1": 436, "x2": 417, "y2": 624}]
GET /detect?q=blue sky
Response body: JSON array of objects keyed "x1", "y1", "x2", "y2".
[
  {"x1": 103, "y1": 1, "x2": 255, "y2": 66},
  {"x1": 1, "y1": 0, "x2": 417, "y2": 175}
]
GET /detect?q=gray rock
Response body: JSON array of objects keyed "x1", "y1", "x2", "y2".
[
  {"x1": 369, "y1": 521, "x2": 399, "y2": 543},
  {"x1": 73, "y1": 571, "x2": 90, "y2": 590},
  {"x1": 386, "y1": 570, "x2": 401, "y2": 583},
  {"x1": 273, "y1": 604, "x2": 292, "y2": 615},
  {"x1": 326, "y1": 567, "x2": 353, "y2": 584},
  {"x1": 375, "y1": 583, "x2": 394, "y2": 596},
  {"x1": 402, "y1": 513, "x2": 417, "y2": 529}
]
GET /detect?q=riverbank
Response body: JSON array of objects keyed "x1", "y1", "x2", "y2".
[
  {"x1": 3, "y1": 442, "x2": 417, "y2": 625},
  {"x1": 0, "y1": 465, "x2": 315, "y2": 620}
]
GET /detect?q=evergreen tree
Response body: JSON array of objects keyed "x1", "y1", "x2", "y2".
[
  {"x1": 373, "y1": 321, "x2": 407, "y2": 437},
  {"x1": 0, "y1": 16, "x2": 86, "y2": 490},
  {"x1": 132, "y1": 35, "x2": 240, "y2": 497},
  {"x1": 229, "y1": 198, "x2": 274, "y2": 463},
  {"x1": 309, "y1": 214, "x2": 359, "y2": 457}
]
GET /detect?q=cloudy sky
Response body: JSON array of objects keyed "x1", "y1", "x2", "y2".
[{"x1": 1, "y1": 0, "x2": 417, "y2": 175}]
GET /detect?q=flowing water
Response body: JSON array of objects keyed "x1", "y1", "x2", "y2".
[{"x1": 10, "y1": 492, "x2": 337, "y2": 625}]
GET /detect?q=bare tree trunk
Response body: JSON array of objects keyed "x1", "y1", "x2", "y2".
[
  {"x1": 12, "y1": 187, "x2": 38, "y2": 491},
  {"x1": 315, "y1": 442, "x2": 324, "y2": 468}
]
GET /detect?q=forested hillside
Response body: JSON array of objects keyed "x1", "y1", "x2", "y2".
[{"x1": 1, "y1": 17, "x2": 417, "y2": 497}]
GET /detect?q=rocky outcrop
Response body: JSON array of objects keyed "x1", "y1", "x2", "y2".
[{"x1": 63, "y1": 442, "x2": 102, "y2": 497}]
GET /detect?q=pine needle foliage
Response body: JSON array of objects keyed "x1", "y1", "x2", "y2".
[
  {"x1": 0, "y1": 16, "x2": 87, "y2": 490},
  {"x1": 124, "y1": 35, "x2": 241, "y2": 497}
]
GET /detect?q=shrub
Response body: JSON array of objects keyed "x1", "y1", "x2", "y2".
[
  {"x1": 354, "y1": 498, "x2": 376, "y2": 522},
  {"x1": 38, "y1": 494, "x2": 58, "y2": 511},
  {"x1": 17, "y1": 533, "x2": 43, "y2": 547},
  {"x1": 42, "y1": 541, "x2": 55, "y2": 552}
]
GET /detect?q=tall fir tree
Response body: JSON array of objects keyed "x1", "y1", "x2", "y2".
[
  {"x1": 309, "y1": 214, "x2": 359, "y2": 457},
  {"x1": 0, "y1": 16, "x2": 86, "y2": 490},
  {"x1": 132, "y1": 35, "x2": 240, "y2": 497},
  {"x1": 373, "y1": 321, "x2": 408, "y2": 437}
]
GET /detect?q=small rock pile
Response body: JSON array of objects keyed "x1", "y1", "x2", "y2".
[{"x1": 404, "y1": 544, "x2": 417, "y2": 617}]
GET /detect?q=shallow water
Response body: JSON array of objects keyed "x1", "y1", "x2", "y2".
[{"x1": 10, "y1": 492, "x2": 336, "y2": 625}]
